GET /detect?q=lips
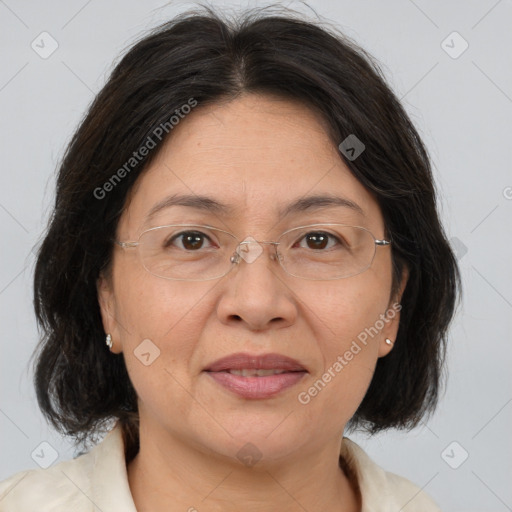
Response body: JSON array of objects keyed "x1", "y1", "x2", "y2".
[
  {"x1": 204, "y1": 352, "x2": 307, "y2": 373},
  {"x1": 203, "y1": 352, "x2": 307, "y2": 399}
]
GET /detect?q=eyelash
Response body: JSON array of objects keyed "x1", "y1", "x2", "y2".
[{"x1": 166, "y1": 230, "x2": 343, "y2": 251}]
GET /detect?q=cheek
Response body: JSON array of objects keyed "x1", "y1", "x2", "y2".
[
  {"x1": 306, "y1": 276, "x2": 390, "y2": 346},
  {"x1": 112, "y1": 272, "x2": 212, "y2": 382},
  {"x1": 114, "y1": 266, "x2": 212, "y2": 338},
  {"x1": 317, "y1": 290, "x2": 383, "y2": 381},
  {"x1": 295, "y1": 276, "x2": 390, "y2": 419},
  {"x1": 115, "y1": 278, "x2": 217, "y2": 424}
]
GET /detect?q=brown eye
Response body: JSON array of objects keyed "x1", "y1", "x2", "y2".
[
  {"x1": 168, "y1": 231, "x2": 212, "y2": 251},
  {"x1": 297, "y1": 232, "x2": 338, "y2": 250},
  {"x1": 305, "y1": 233, "x2": 328, "y2": 249}
]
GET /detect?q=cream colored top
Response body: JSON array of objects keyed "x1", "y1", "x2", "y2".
[{"x1": 0, "y1": 423, "x2": 441, "y2": 511}]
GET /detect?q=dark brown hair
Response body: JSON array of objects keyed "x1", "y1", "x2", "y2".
[{"x1": 31, "y1": 5, "x2": 460, "y2": 459}]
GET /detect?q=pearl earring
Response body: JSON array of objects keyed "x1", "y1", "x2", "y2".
[
  {"x1": 385, "y1": 338, "x2": 393, "y2": 346},
  {"x1": 106, "y1": 333, "x2": 113, "y2": 349}
]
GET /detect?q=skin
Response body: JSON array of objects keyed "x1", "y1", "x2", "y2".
[{"x1": 98, "y1": 93, "x2": 408, "y2": 512}]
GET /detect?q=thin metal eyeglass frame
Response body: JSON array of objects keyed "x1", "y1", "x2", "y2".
[{"x1": 114, "y1": 223, "x2": 391, "y2": 281}]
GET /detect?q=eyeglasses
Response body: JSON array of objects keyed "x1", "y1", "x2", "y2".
[{"x1": 115, "y1": 223, "x2": 391, "y2": 281}]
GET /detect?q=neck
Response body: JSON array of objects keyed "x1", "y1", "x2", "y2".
[{"x1": 126, "y1": 421, "x2": 361, "y2": 512}]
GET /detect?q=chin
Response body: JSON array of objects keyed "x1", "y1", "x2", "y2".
[{"x1": 208, "y1": 413, "x2": 306, "y2": 454}]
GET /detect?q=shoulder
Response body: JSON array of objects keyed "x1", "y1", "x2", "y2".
[
  {"x1": 0, "y1": 450, "x2": 94, "y2": 512},
  {"x1": 341, "y1": 438, "x2": 442, "y2": 512},
  {"x1": 0, "y1": 423, "x2": 136, "y2": 512},
  {"x1": 383, "y1": 470, "x2": 441, "y2": 511}
]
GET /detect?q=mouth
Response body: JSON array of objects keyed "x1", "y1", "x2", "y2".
[
  {"x1": 220, "y1": 368, "x2": 296, "y2": 377},
  {"x1": 204, "y1": 352, "x2": 307, "y2": 372},
  {"x1": 203, "y1": 352, "x2": 307, "y2": 399}
]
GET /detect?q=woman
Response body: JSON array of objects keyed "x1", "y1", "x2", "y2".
[{"x1": 0, "y1": 6, "x2": 459, "y2": 511}]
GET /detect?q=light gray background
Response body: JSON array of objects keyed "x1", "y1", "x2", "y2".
[{"x1": 1, "y1": 1, "x2": 511, "y2": 510}]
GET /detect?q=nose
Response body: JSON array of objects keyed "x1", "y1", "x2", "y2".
[{"x1": 216, "y1": 239, "x2": 298, "y2": 331}]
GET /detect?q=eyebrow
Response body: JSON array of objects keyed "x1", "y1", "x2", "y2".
[
  {"x1": 278, "y1": 194, "x2": 365, "y2": 218},
  {"x1": 145, "y1": 194, "x2": 235, "y2": 223},
  {"x1": 144, "y1": 192, "x2": 365, "y2": 223}
]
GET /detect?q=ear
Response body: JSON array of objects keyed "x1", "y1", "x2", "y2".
[
  {"x1": 97, "y1": 271, "x2": 123, "y2": 354},
  {"x1": 378, "y1": 265, "x2": 409, "y2": 357}
]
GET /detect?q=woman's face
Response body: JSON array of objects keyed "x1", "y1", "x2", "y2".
[{"x1": 98, "y1": 93, "x2": 405, "y2": 463}]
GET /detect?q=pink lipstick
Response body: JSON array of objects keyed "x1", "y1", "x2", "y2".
[{"x1": 204, "y1": 352, "x2": 307, "y2": 399}]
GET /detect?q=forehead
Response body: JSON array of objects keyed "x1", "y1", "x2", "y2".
[{"x1": 120, "y1": 94, "x2": 383, "y2": 234}]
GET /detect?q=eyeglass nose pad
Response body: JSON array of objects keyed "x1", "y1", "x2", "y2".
[
  {"x1": 235, "y1": 237, "x2": 264, "y2": 264},
  {"x1": 229, "y1": 239, "x2": 280, "y2": 266}
]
